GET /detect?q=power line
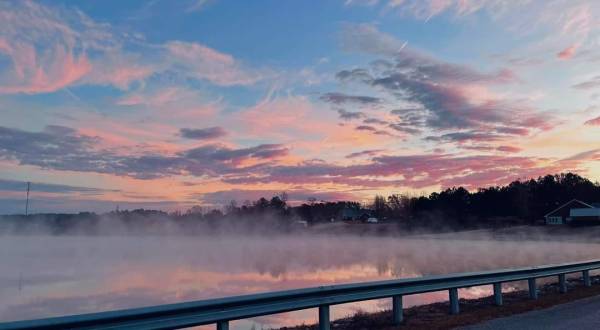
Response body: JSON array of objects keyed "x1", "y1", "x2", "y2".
[{"x1": 25, "y1": 182, "x2": 30, "y2": 216}]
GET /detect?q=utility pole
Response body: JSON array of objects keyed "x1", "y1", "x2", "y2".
[{"x1": 25, "y1": 182, "x2": 30, "y2": 216}]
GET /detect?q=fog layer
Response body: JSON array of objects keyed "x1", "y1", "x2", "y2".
[{"x1": 2, "y1": 231, "x2": 600, "y2": 328}]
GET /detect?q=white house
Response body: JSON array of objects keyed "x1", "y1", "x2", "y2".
[
  {"x1": 544, "y1": 199, "x2": 600, "y2": 225},
  {"x1": 570, "y1": 208, "x2": 600, "y2": 220}
]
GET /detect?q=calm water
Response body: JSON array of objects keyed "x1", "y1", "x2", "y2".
[{"x1": 2, "y1": 234, "x2": 600, "y2": 329}]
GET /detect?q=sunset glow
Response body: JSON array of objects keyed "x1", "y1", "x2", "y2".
[{"x1": 1, "y1": 0, "x2": 600, "y2": 213}]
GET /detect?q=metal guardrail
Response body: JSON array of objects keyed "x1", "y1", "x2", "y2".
[{"x1": 2, "y1": 259, "x2": 600, "y2": 330}]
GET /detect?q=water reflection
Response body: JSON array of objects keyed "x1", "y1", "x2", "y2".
[{"x1": 2, "y1": 234, "x2": 600, "y2": 329}]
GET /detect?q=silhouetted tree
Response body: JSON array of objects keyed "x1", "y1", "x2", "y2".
[{"x1": 372, "y1": 195, "x2": 388, "y2": 218}]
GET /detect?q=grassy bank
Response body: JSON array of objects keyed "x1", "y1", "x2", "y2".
[{"x1": 278, "y1": 276, "x2": 600, "y2": 330}]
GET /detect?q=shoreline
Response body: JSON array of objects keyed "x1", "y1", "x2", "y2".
[{"x1": 277, "y1": 276, "x2": 600, "y2": 330}]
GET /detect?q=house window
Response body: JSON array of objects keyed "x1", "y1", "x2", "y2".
[{"x1": 547, "y1": 216, "x2": 562, "y2": 224}]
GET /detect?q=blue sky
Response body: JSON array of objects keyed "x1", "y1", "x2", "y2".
[{"x1": 0, "y1": 0, "x2": 599, "y2": 213}]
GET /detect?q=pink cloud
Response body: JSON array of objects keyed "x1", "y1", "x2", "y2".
[
  {"x1": 221, "y1": 145, "x2": 600, "y2": 193},
  {"x1": 496, "y1": 145, "x2": 522, "y2": 153},
  {"x1": 557, "y1": 44, "x2": 578, "y2": 60},
  {"x1": 221, "y1": 153, "x2": 562, "y2": 191},
  {"x1": 236, "y1": 95, "x2": 337, "y2": 140},
  {"x1": 560, "y1": 148, "x2": 600, "y2": 163},
  {"x1": 0, "y1": 38, "x2": 9, "y2": 52},
  {"x1": 0, "y1": 1, "x2": 269, "y2": 94},
  {"x1": 0, "y1": 42, "x2": 91, "y2": 94},
  {"x1": 0, "y1": 1, "x2": 151, "y2": 94},
  {"x1": 110, "y1": 67, "x2": 154, "y2": 88},
  {"x1": 584, "y1": 116, "x2": 600, "y2": 126},
  {"x1": 337, "y1": 24, "x2": 554, "y2": 145},
  {"x1": 86, "y1": 58, "x2": 155, "y2": 90}
]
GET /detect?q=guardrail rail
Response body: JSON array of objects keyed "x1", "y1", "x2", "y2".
[{"x1": 2, "y1": 259, "x2": 600, "y2": 330}]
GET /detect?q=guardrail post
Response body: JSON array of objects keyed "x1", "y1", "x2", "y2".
[
  {"x1": 584, "y1": 270, "x2": 591, "y2": 287},
  {"x1": 449, "y1": 288, "x2": 459, "y2": 314},
  {"x1": 559, "y1": 274, "x2": 567, "y2": 293},
  {"x1": 216, "y1": 321, "x2": 229, "y2": 330},
  {"x1": 528, "y1": 278, "x2": 538, "y2": 299},
  {"x1": 392, "y1": 295, "x2": 403, "y2": 324},
  {"x1": 493, "y1": 282, "x2": 503, "y2": 306},
  {"x1": 319, "y1": 305, "x2": 330, "y2": 330}
]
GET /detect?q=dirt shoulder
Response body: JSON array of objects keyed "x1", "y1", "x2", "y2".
[{"x1": 277, "y1": 276, "x2": 600, "y2": 330}]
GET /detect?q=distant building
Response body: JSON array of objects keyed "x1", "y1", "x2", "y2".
[
  {"x1": 340, "y1": 206, "x2": 372, "y2": 221},
  {"x1": 544, "y1": 199, "x2": 600, "y2": 225},
  {"x1": 570, "y1": 208, "x2": 600, "y2": 223}
]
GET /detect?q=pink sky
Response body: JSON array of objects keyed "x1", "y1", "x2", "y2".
[{"x1": 0, "y1": 0, "x2": 599, "y2": 213}]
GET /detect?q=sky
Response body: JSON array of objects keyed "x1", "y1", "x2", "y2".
[{"x1": 1, "y1": 0, "x2": 600, "y2": 214}]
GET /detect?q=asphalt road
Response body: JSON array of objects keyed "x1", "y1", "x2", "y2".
[{"x1": 463, "y1": 295, "x2": 600, "y2": 330}]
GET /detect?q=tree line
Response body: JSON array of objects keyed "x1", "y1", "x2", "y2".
[
  {"x1": 2, "y1": 172, "x2": 599, "y2": 234},
  {"x1": 142, "y1": 172, "x2": 600, "y2": 230}
]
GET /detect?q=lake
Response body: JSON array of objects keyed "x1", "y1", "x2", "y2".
[{"x1": 2, "y1": 233, "x2": 600, "y2": 329}]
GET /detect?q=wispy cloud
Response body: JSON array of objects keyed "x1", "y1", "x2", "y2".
[
  {"x1": 0, "y1": 125, "x2": 288, "y2": 180},
  {"x1": 331, "y1": 23, "x2": 552, "y2": 147},
  {"x1": 180, "y1": 127, "x2": 227, "y2": 140},
  {"x1": 186, "y1": 0, "x2": 213, "y2": 13},
  {"x1": 165, "y1": 40, "x2": 266, "y2": 86},
  {"x1": 496, "y1": 145, "x2": 523, "y2": 153},
  {"x1": 348, "y1": 0, "x2": 535, "y2": 20},
  {"x1": 2, "y1": 0, "x2": 600, "y2": 212},
  {"x1": 584, "y1": 116, "x2": 600, "y2": 126},
  {"x1": 573, "y1": 75, "x2": 600, "y2": 90},
  {"x1": 221, "y1": 152, "x2": 580, "y2": 191},
  {"x1": 0, "y1": 123, "x2": 594, "y2": 203},
  {"x1": 339, "y1": 23, "x2": 407, "y2": 56},
  {"x1": 349, "y1": 1, "x2": 600, "y2": 62},
  {"x1": 0, "y1": 1, "x2": 266, "y2": 95},
  {"x1": 0, "y1": 179, "x2": 115, "y2": 195},
  {"x1": 320, "y1": 92, "x2": 382, "y2": 106},
  {"x1": 345, "y1": 149, "x2": 386, "y2": 159},
  {"x1": 116, "y1": 87, "x2": 200, "y2": 107},
  {"x1": 0, "y1": 1, "x2": 95, "y2": 93},
  {"x1": 337, "y1": 109, "x2": 366, "y2": 120}
]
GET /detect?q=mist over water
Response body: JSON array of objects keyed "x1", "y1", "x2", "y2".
[{"x1": 2, "y1": 230, "x2": 600, "y2": 329}]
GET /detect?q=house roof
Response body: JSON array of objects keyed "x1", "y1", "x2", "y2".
[{"x1": 544, "y1": 199, "x2": 595, "y2": 218}]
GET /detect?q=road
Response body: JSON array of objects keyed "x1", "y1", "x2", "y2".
[{"x1": 463, "y1": 295, "x2": 600, "y2": 330}]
